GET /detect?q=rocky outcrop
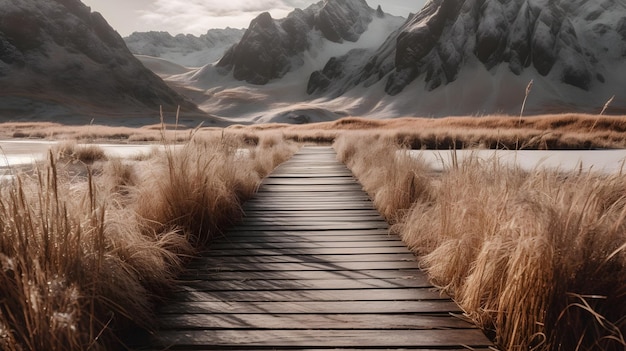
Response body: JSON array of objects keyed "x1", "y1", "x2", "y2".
[{"x1": 316, "y1": 0, "x2": 374, "y2": 43}]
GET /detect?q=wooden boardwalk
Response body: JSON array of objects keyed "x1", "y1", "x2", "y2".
[{"x1": 149, "y1": 146, "x2": 493, "y2": 350}]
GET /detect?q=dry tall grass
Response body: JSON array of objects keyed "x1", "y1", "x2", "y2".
[
  {"x1": 0, "y1": 132, "x2": 298, "y2": 350},
  {"x1": 52, "y1": 141, "x2": 108, "y2": 164},
  {"x1": 5, "y1": 113, "x2": 626, "y2": 149},
  {"x1": 334, "y1": 133, "x2": 626, "y2": 351},
  {"x1": 240, "y1": 113, "x2": 626, "y2": 149},
  {"x1": 334, "y1": 132, "x2": 433, "y2": 222}
]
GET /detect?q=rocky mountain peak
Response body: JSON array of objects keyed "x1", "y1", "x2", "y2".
[
  {"x1": 376, "y1": 5, "x2": 385, "y2": 18},
  {"x1": 216, "y1": 0, "x2": 378, "y2": 85},
  {"x1": 315, "y1": 0, "x2": 375, "y2": 43}
]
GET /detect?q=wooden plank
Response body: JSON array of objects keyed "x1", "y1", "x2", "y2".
[
  {"x1": 248, "y1": 198, "x2": 370, "y2": 202},
  {"x1": 159, "y1": 300, "x2": 463, "y2": 314},
  {"x1": 247, "y1": 200, "x2": 372, "y2": 205},
  {"x1": 272, "y1": 174, "x2": 352, "y2": 178},
  {"x1": 268, "y1": 174, "x2": 354, "y2": 178},
  {"x1": 169, "y1": 288, "x2": 446, "y2": 302},
  {"x1": 158, "y1": 313, "x2": 474, "y2": 330},
  {"x1": 245, "y1": 197, "x2": 373, "y2": 204},
  {"x1": 241, "y1": 205, "x2": 378, "y2": 212},
  {"x1": 203, "y1": 247, "x2": 411, "y2": 256},
  {"x1": 256, "y1": 185, "x2": 365, "y2": 192},
  {"x1": 249, "y1": 194, "x2": 371, "y2": 200},
  {"x1": 236, "y1": 218, "x2": 386, "y2": 225},
  {"x1": 230, "y1": 223, "x2": 389, "y2": 231},
  {"x1": 208, "y1": 241, "x2": 406, "y2": 250},
  {"x1": 191, "y1": 254, "x2": 417, "y2": 264},
  {"x1": 234, "y1": 217, "x2": 380, "y2": 229},
  {"x1": 212, "y1": 235, "x2": 399, "y2": 243},
  {"x1": 153, "y1": 329, "x2": 491, "y2": 348},
  {"x1": 224, "y1": 229, "x2": 392, "y2": 236},
  {"x1": 178, "y1": 278, "x2": 430, "y2": 291},
  {"x1": 176, "y1": 277, "x2": 432, "y2": 291},
  {"x1": 185, "y1": 260, "x2": 419, "y2": 271},
  {"x1": 182, "y1": 269, "x2": 424, "y2": 280},
  {"x1": 241, "y1": 210, "x2": 382, "y2": 217},
  {"x1": 261, "y1": 179, "x2": 359, "y2": 185},
  {"x1": 223, "y1": 219, "x2": 386, "y2": 226}
]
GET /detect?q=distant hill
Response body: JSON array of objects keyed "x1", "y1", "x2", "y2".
[
  {"x1": 124, "y1": 28, "x2": 245, "y2": 68},
  {"x1": 0, "y1": 0, "x2": 207, "y2": 125}
]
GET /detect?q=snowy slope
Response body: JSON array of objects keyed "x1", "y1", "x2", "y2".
[
  {"x1": 124, "y1": 28, "x2": 245, "y2": 67},
  {"x1": 0, "y1": 0, "x2": 207, "y2": 125},
  {"x1": 215, "y1": 0, "x2": 384, "y2": 85},
  {"x1": 0, "y1": 0, "x2": 621, "y2": 126},
  {"x1": 155, "y1": 0, "x2": 626, "y2": 123},
  {"x1": 166, "y1": 0, "x2": 406, "y2": 123},
  {"x1": 309, "y1": 0, "x2": 626, "y2": 116}
]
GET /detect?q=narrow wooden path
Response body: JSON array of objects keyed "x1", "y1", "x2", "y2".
[{"x1": 149, "y1": 146, "x2": 493, "y2": 350}]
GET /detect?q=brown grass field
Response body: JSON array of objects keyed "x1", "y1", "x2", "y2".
[
  {"x1": 3, "y1": 113, "x2": 626, "y2": 149},
  {"x1": 334, "y1": 133, "x2": 626, "y2": 351},
  {"x1": 0, "y1": 113, "x2": 625, "y2": 350},
  {"x1": 0, "y1": 131, "x2": 298, "y2": 350}
]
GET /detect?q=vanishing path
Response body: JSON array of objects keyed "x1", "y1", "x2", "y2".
[{"x1": 148, "y1": 146, "x2": 493, "y2": 350}]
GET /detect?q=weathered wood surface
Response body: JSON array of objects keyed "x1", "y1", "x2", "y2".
[{"x1": 147, "y1": 146, "x2": 493, "y2": 350}]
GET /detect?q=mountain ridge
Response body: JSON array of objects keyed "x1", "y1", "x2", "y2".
[
  {"x1": 3, "y1": 0, "x2": 624, "y2": 125},
  {"x1": 0, "y1": 0, "x2": 206, "y2": 124},
  {"x1": 146, "y1": 0, "x2": 626, "y2": 122},
  {"x1": 309, "y1": 0, "x2": 626, "y2": 98},
  {"x1": 124, "y1": 28, "x2": 245, "y2": 67},
  {"x1": 214, "y1": 0, "x2": 384, "y2": 85}
]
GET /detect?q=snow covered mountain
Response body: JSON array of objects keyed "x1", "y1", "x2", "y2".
[
  {"x1": 215, "y1": 0, "x2": 389, "y2": 85},
  {"x1": 150, "y1": 0, "x2": 625, "y2": 123},
  {"x1": 308, "y1": 0, "x2": 626, "y2": 115},
  {"x1": 164, "y1": 0, "x2": 406, "y2": 123},
  {"x1": 0, "y1": 0, "x2": 205, "y2": 124},
  {"x1": 124, "y1": 28, "x2": 245, "y2": 68}
]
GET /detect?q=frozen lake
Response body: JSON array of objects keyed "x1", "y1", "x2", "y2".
[
  {"x1": 0, "y1": 140, "x2": 56, "y2": 167},
  {"x1": 2, "y1": 141, "x2": 626, "y2": 179},
  {"x1": 0, "y1": 140, "x2": 169, "y2": 168},
  {"x1": 405, "y1": 149, "x2": 626, "y2": 174},
  {"x1": 0, "y1": 140, "x2": 165, "y2": 181}
]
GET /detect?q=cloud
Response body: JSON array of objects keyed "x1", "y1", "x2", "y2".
[{"x1": 139, "y1": 0, "x2": 314, "y2": 34}]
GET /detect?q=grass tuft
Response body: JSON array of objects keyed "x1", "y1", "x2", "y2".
[{"x1": 53, "y1": 141, "x2": 108, "y2": 164}]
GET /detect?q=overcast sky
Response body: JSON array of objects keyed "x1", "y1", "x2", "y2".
[{"x1": 81, "y1": 0, "x2": 427, "y2": 36}]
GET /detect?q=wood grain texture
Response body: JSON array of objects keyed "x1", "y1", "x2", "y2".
[{"x1": 146, "y1": 146, "x2": 492, "y2": 350}]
